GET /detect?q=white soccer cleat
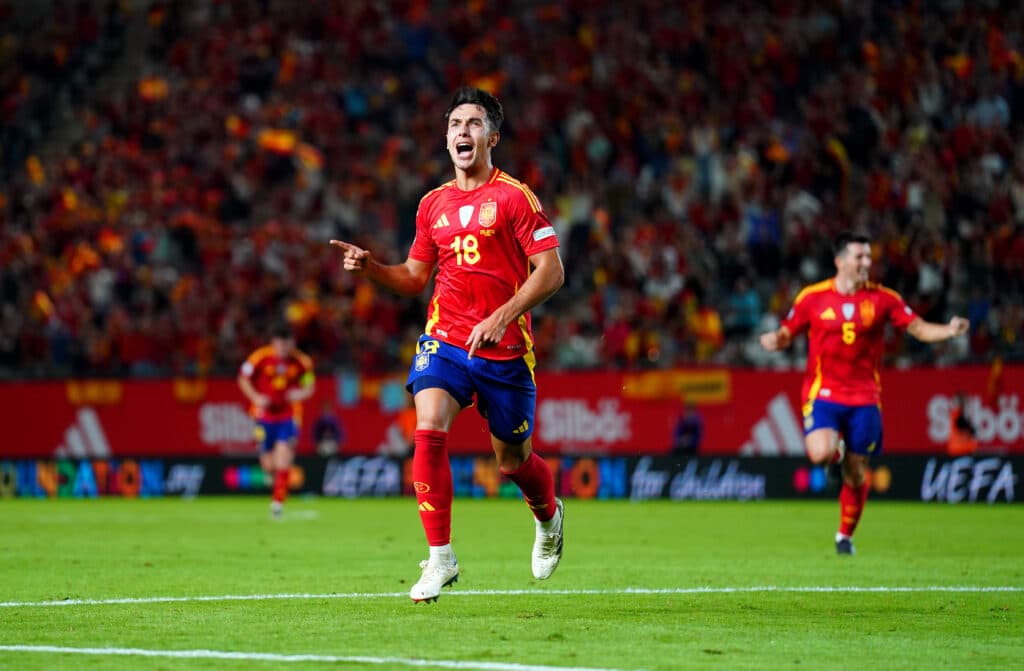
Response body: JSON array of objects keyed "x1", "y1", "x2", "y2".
[
  {"x1": 532, "y1": 498, "x2": 564, "y2": 580},
  {"x1": 409, "y1": 556, "x2": 459, "y2": 603},
  {"x1": 834, "y1": 438, "x2": 846, "y2": 464},
  {"x1": 270, "y1": 501, "x2": 283, "y2": 519}
]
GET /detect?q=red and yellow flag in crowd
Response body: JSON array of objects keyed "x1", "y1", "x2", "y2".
[
  {"x1": 258, "y1": 128, "x2": 297, "y2": 155},
  {"x1": 138, "y1": 76, "x2": 169, "y2": 102}
]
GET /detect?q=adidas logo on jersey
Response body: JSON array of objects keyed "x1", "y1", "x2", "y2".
[
  {"x1": 739, "y1": 393, "x2": 805, "y2": 456},
  {"x1": 433, "y1": 214, "x2": 450, "y2": 229},
  {"x1": 819, "y1": 307, "x2": 837, "y2": 320},
  {"x1": 54, "y1": 408, "x2": 112, "y2": 458}
]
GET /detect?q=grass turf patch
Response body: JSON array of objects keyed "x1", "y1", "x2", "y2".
[{"x1": 1, "y1": 497, "x2": 1021, "y2": 670}]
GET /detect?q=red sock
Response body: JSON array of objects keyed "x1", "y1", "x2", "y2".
[
  {"x1": 502, "y1": 451, "x2": 557, "y2": 522},
  {"x1": 413, "y1": 429, "x2": 452, "y2": 546},
  {"x1": 838, "y1": 481, "x2": 869, "y2": 536},
  {"x1": 272, "y1": 469, "x2": 289, "y2": 504}
]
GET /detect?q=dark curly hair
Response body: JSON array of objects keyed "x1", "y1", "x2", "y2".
[
  {"x1": 834, "y1": 231, "x2": 871, "y2": 257},
  {"x1": 444, "y1": 86, "x2": 504, "y2": 133}
]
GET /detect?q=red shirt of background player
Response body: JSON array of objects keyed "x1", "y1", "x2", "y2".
[
  {"x1": 780, "y1": 279, "x2": 917, "y2": 407},
  {"x1": 239, "y1": 345, "x2": 314, "y2": 423}
]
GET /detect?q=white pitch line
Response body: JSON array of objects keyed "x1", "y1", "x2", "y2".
[
  {"x1": 1, "y1": 585, "x2": 1021, "y2": 609},
  {"x1": 0, "y1": 645, "x2": 637, "y2": 671}
]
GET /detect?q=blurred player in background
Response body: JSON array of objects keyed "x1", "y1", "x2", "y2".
[
  {"x1": 760, "y1": 231, "x2": 969, "y2": 554},
  {"x1": 238, "y1": 323, "x2": 315, "y2": 518},
  {"x1": 331, "y1": 86, "x2": 565, "y2": 603}
]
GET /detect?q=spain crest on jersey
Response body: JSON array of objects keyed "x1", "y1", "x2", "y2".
[
  {"x1": 478, "y1": 201, "x2": 497, "y2": 227},
  {"x1": 860, "y1": 300, "x2": 875, "y2": 326}
]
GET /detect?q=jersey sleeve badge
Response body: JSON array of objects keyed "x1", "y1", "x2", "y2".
[{"x1": 533, "y1": 226, "x2": 556, "y2": 242}]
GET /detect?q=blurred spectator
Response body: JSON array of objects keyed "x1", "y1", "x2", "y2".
[
  {"x1": 671, "y1": 400, "x2": 703, "y2": 456},
  {"x1": 686, "y1": 281, "x2": 724, "y2": 363},
  {"x1": 377, "y1": 394, "x2": 416, "y2": 458},
  {"x1": 312, "y1": 400, "x2": 345, "y2": 457},
  {"x1": 946, "y1": 392, "x2": 978, "y2": 457},
  {"x1": 723, "y1": 275, "x2": 761, "y2": 340}
]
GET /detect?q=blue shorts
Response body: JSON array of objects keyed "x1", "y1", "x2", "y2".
[
  {"x1": 254, "y1": 419, "x2": 299, "y2": 454},
  {"x1": 406, "y1": 335, "x2": 537, "y2": 443},
  {"x1": 803, "y1": 399, "x2": 883, "y2": 456}
]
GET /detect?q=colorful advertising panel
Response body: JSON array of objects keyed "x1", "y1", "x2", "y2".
[
  {"x1": 2, "y1": 456, "x2": 1018, "y2": 503},
  {"x1": 0, "y1": 365, "x2": 1019, "y2": 459}
]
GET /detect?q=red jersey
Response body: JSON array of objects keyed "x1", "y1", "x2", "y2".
[
  {"x1": 408, "y1": 167, "x2": 560, "y2": 360},
  {"x1": 239, "y1": 346, "x2": 315, "y2": 422},
  {"x1": 780, "y1": 279, "x2": 917, "y2": 406}
]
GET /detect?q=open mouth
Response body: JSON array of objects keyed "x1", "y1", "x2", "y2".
[{"x1": 455, "y1": 142, "x2": 473, "y2": 158}]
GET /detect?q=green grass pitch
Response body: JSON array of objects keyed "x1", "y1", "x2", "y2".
[{"x1": 1, "y1": 497, "x2": 1021, "y2": 670}]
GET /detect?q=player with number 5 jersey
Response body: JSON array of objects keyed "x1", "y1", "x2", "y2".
[
  {"x1": 760, "y1": 231, "x2": 969, "y2": 555},
  {"x1": 780, "y1": 273, "x2": 917, "y2": 408},
  {"x1": 330, "y1": 87, "x2": 565, "y2": 603}
]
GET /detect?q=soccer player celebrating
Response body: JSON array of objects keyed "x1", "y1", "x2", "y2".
[
  {"x1": 237, "y1": 323, "x2": 315, "y2": 518},
  {"x1": 331, "y1": 87, "x2": 565, "y2": 602},
  {"x1": 760, "y1": 231, "x2": 969, "y2": 554}
]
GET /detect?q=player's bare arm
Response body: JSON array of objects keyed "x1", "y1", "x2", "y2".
[
  {"x1": 330, "y1": 239, "x2": 433, "y2": 297},
  {"x1": 759, "y1": 325, "x2": 793, "y2": 352},
  {"x1": 237, "y1": 375, "x2": 269, "y2": 407},
  {"x1": 466, "y1": 248, "x2": 564, "y2": 358},
  {"x1": 906, "y1": 316, "x2": 970, "y2": 343}
]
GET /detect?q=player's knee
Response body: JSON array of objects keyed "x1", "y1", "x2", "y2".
[
  {"x1": 415, "y1": 409, "x2": 454, "y2": 432},
  {"x1": 842, "y1": 459, "x2": 867, "y2": 487},
  {"x1": 804, "y1": 430, "x2": 838, "y2": 464},
  {"x1": 805, "y1": 443, "x2": 831, "y2": 464}
]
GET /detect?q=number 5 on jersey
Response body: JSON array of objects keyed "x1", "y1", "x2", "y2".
[{"x1": 842, "y1": 321, "x2": 856, "y2": 345}]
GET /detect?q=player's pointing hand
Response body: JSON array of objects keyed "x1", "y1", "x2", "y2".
[
  {"x1": 948, "y1": 316, "x2": 970, "y2": 337},
  {"x1": 330, "y1": 239, "x2": 372, "y2": 275}
]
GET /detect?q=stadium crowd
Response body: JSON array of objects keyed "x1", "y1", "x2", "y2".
[
  {"x1": 2, "y1": 0, "x2": 1023, "y2": 379},
  {"x1": 0, "y1": 1, "x2": 127, "y2": 182}
]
